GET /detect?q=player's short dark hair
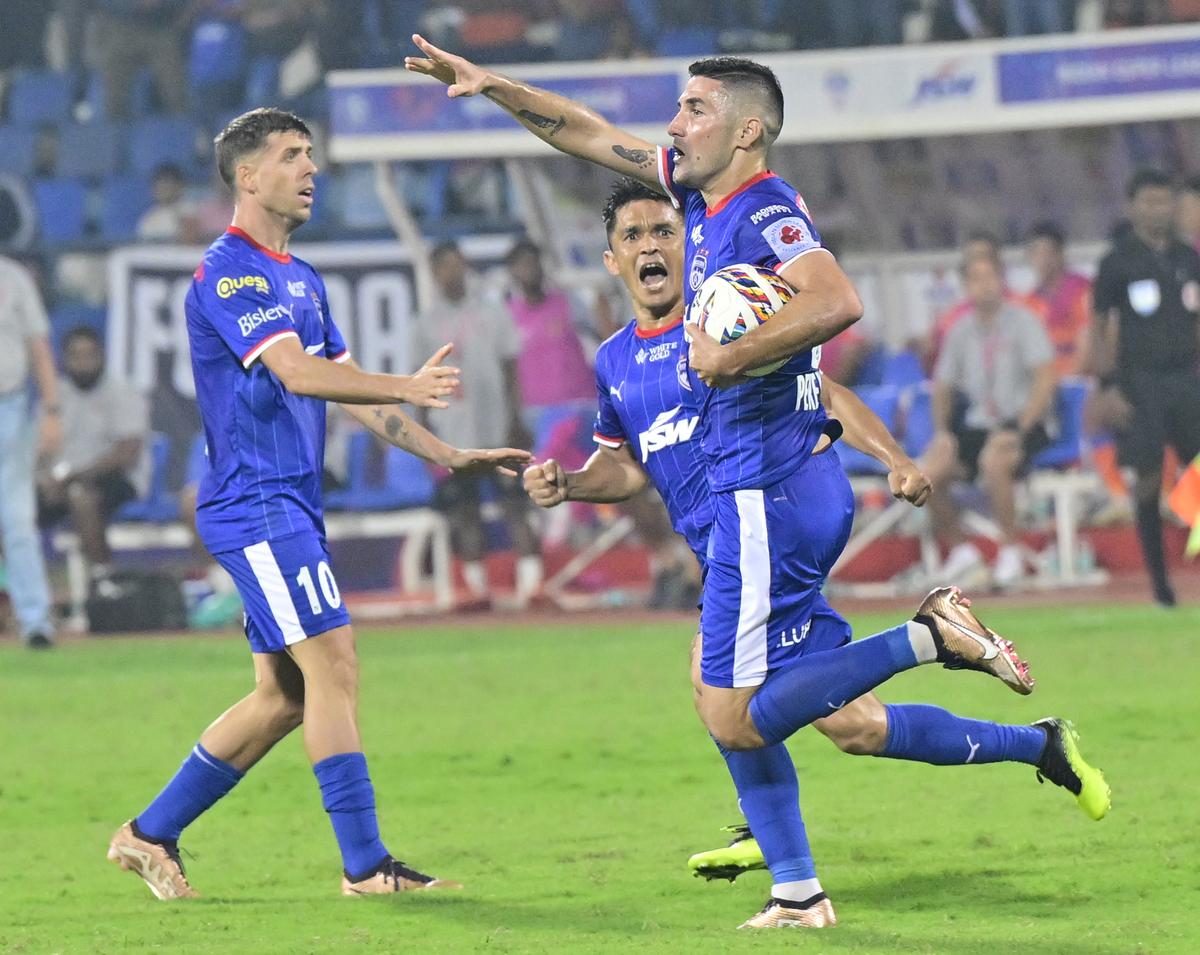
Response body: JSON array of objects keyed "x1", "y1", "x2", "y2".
[
  {"x1": 1029, "y1": 220, "x2": 1065, "y2": 247},
  {"x1": 1126, "y1": 167, "x2": 1172, "y2": 199},
  {"x1": 62, "y1": 325, "x2": 102, "y2": 350},
  {"x1": 688, "y1": 56, "x2": 783, "y2": 145},
  {"x1": 505, "y1": 237, "x2": 541, "y2": 266},
  {"x1": 601, "y1": 177, "x2": 674, "y2": 242},
  {"x1": 430, "y1": 240, "x2": 463, "y2": 263},
  {"x1": 213, "y1": 107, "x2": 311, "y2": 190}
]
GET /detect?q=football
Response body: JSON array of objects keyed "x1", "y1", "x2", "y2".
[{"x1": 688, "y1": 263, "x2": 795, "y2": 377}]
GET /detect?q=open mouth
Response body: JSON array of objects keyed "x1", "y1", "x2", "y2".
[
  {"x1": 638, "y1": 261, "x2": 669, "y2": 291},
  {"x1": 298, "y1": 186, "x2": 314, "y2": 205}
]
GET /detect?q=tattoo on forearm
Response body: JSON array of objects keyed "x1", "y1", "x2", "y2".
[
  {"x1": 518, "y1": 109, "x2": 566, "y2": 138},
  {"x1": 612, "y1": 144, "x2": 653, "y2": 169},
  {"x1": 385, "y1": 415, "x2": 405, "y2": 439}
]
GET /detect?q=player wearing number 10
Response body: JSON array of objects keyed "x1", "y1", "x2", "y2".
[{"x1": 106, "y1": 108, "x2": 530, "y2": 900}]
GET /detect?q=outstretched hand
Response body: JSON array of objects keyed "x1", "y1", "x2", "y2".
[
  {"x1": 447, "y1": 446, "x2": 533, "y2": 477},
  {"x1": 404, "y1": 34, "x2": 491, "y2": 98},
  {"x1": 401, "y1": 343, "x2": 460, "y2": 409}
]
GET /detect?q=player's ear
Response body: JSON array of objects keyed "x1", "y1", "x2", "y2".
[
  {"x1": 235, "y1": 160, "x2": 257, "y2": 196},
  {"x1": 602, "y1": 249, "x2": 620, "y2": 277},
  {"x1": 739, "y1": 117, "x2": 764, "y2": 150}
]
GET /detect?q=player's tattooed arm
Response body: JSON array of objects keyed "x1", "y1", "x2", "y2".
[
  {"x1": 372, "y1": 407, "x2": 408, "y2": 441},
  {"x1": 611, "y1": 144, "x2": 654, "y2": 170},
  {"x1": 517, "y1": 109, "x2": 566, "y2": 138}
]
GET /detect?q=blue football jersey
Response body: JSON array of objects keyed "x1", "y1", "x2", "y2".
[
  {"x1": 184, "y1": 227, "x2": 349, "y2": 553},
  {"x1": 656, "y1": 146, "x2": 834, "y2": 492},
  {"x1": 592, "y1": 317, "x2": 711, "y2": 562}
]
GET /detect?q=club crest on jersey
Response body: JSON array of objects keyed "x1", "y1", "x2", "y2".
[
  {"x1": 638, "y1": 405, "x2": 698, "y2": 462},
  {"x1": 216, "y1": 274, "x2": 271, "y2": 299},
  {"x1": 676, "y1": 356, "x2": 692, "y2": 391},
  {"x1": 689, "y1": 251, "x2": 708, "y2": 291}
]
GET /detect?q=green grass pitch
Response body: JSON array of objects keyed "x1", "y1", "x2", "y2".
[{"x1": 2, "y1": 603, "x2": 1198, "y2": 954}]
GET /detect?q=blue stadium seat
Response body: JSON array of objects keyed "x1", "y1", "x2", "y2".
[
  {"x1": 625, "y1": 0, "x2": 658, "y2": 35},
  {"x1": 242, "y1": 55, "x2": 281, "y2": 106},
  {"x1": 128, "y1": 117, "x2": 197, "y2": 176},
  {"x1": 655, "y1": 27, "x2": 719, "y2": 57},
  {"x1": 188, "y1": 18, "x2": 248, "y2": 88},
  {"x1": 57, "y1": 122, "x2": 124, "y2": 180},
  {"x1": 834, "y1": 385, "x2": 899, "y2": 476},
  {"x1": 0, "y1": 126, "x2": 38, "y2": 177},
  {"x1": 1031, "y1": 378, "x2": 1089, "y2": 470},
  {"x1": 99, "y1": 174, "x2": 153, "y2": 241},
  {"x1": 902, "y1": 382, "x2": 936, "y2": 461},
  {"x1": 8, "y1": 70, "x2": 74, "y2": 126},
  {"x1": 32, "y1": 178, "x2": 87, "y2": 245},
  {"x1": 880, "y1": 349, "x2": 927, "y2": 389},
  {"x1": 116, "y1": 433, "x2": 181, "y2": 522},
  {"x1": 325, "y1": 431, "x2": 435, "y2": 511}
]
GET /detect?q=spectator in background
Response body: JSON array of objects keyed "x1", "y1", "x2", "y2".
[
  {"x1": 92, "y1": 0, "x2": 189, "y2": 118},
  {"x1": 1091, "y1": 168, "x2": 1200, "y2": 606},
  {"x1": 1103, "y1": 0, "x2": 1171, "y2": 27},
  {"x1": 37, "y1": 327, "x2": 149, "y2": 588},
  {"x1": 505, "y1": 239, "x2": 597, "y2": 451},
  {"x1": 1003, "y1": 0, "x2": 1072, "y2": 34},
  {"x1": 921, "y1": 229, "x2": 1044, "y2": 371},
  {"x1": 0, "y1": 255, "x2": 61, "y2": 649},
  {"x1": 0, "y1": 0, "x2": 51, "y2": 71},
  {"x1": 412, "y1": 241, "x2": 543, "y2": 608},
  {"x1": 929, "y1": 0, "x2": 1005, "y2": 39},
  {"x1": 1026, "y1": 221, "x2": 1091, "y2": 376},
  {"x1": 1177, "y1": 174, "x2": 1200, "y2": 252},
  {"x1": 137, "y1": 163, "x2": 199, "y2": 242},
  {"x1": 923, "y1": 252, "x2": 1058, "y2": 589}
]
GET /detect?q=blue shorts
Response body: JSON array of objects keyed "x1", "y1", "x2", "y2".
[
  {"x1": 214, "y1": 531, "x2": 351, "y2": 654},
  {"x1": 700, "y1": 450, "x2": 854, "y2": 688}
]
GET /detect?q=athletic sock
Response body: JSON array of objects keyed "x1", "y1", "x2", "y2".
[
  {"x1": 1134, "y1": 496, "x2": 1173, "y2": 602},
  {"x1": 313, "y1": 752, "x2": 389, "y2": 879},
  {"x1": 748, "y1": 622, "x2": 931, "y2": 746},
  {"x1": 136, "y1": 743, "x2": 244, "y2": 842},
  {"x1": 714, "y1": 738, "x2": 816, "y2": 884},
  {"x1": 878, "y1": 704, "x2": 1047, "y2": 766},
  {"x1": 772, "y1": 880, "x2": 824, "y2": 904}
]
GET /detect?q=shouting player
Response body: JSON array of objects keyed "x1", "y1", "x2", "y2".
[
  {"x1": 106, "y1": 108, "x2": 530, "y2": 899},
  {"x1": 523, "y1": 179, "x2": 1110, "y2": 927}
]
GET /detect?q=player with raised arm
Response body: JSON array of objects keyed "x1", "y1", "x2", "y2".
[
  {"x1": 523, "y1": 180, "x2": 1110, "y2": 927},
  {"x1": 409, "y1": 47, "x2": 1109, "y2": 927},
  {"x1": 106, "y1": 108, "x2": 530, "y2": 900}
]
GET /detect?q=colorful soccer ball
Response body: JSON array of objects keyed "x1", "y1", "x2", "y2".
[{"x1": 689, "y1": 263, "x2": 794, "y2": 377}]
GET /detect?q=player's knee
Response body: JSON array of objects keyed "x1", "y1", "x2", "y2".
[
  {"x1": 701, "y1": 708, "x2": 762, "y2": 751},
  {"x1": 832, "y1": 715, "x2": 887, "y2": 755}
]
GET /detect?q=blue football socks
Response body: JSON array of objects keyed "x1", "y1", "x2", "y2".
[
  {"x1": 136, "y1": 744, "x2": 244, "y2": 842},
  {"x1": 879, "y1": 704, "x2": 1047, "y2": 766},
  {"x1": 714, "y1": 738, "x2": 816, "y2": 884},
  {"x1": 313, "y1": 752, "x2": 390, "y2": 879},
  {"x1": 749, "y1": 622, "x2": 934, "y2": 746}
]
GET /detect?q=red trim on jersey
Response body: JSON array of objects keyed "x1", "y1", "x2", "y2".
[
  {"x1": 705, "y1": 170, "x2": 777, "y2": 218},
  {"x1": 193, "y1": 262, "x2": 205, "y2": 281},
  {"x1": 633, "y1": 315, "x2": 684, "y2": 339},
  {"x1": 331, "y1": 349, "x2": 350, "y2": 363},
  {"x1": 593, "y1": 432, "x2": 625, "y2": 448},
  {"x1": 227, "y1": 226, "x2": 292, "y2": 263},
  {"x1": 241, "y1": 329, "x2": 299, "y2": 367}
]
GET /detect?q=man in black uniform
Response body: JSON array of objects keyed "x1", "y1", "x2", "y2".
[{"x1": 1092, "y1": 168, "x2": 1200, "y2": 606}]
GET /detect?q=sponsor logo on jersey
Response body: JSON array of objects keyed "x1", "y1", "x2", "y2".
[
  {"x1": 216, "y1": 274, "x2": 271, "y2": 299},
  {"x1": 635, "y1": 340, "x2": 678, "y2": 365},
  {"x1": 689, "y1": 250, "x2": 708, "y2": 291},
  {"x1": 762, "y1": 217, "x2": 814, "y2": 261},
  {"x1": 237, "y1": 303, "x2": 293, "y2": 337},
  {"x1": 781, "y1": 620, "x2": 811, "y2": 647},
  {"x1": 287, "y1": 280, "x2": 307, "y2": 297},
  {"x1": 638, "y1": 405, "x2": 699, "y2": 463},
  {"x1": 609, "y1": 382, "x2": 624, "y2": 401},
  {"x1": 750, "y1": 203, "x2": 792, "y2": 225},
  {"x1": 795, "y1": 370, "x2": 822, "y2": 411}
]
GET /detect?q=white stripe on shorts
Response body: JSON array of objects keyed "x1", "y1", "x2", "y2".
[
  {"x1": 243, "y1": 540, "x2": 307, "y2": 646},
  {"x1": 732, "y1": 489, "x2": 771, "y2": 687}
]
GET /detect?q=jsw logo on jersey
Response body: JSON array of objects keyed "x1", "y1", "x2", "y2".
[
  {"x1": 639, "y1": 405, "x2": 699, "y2": 463},
  {"x1": 237, "y1": 303, "x2": 293, "y2": 337}
]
